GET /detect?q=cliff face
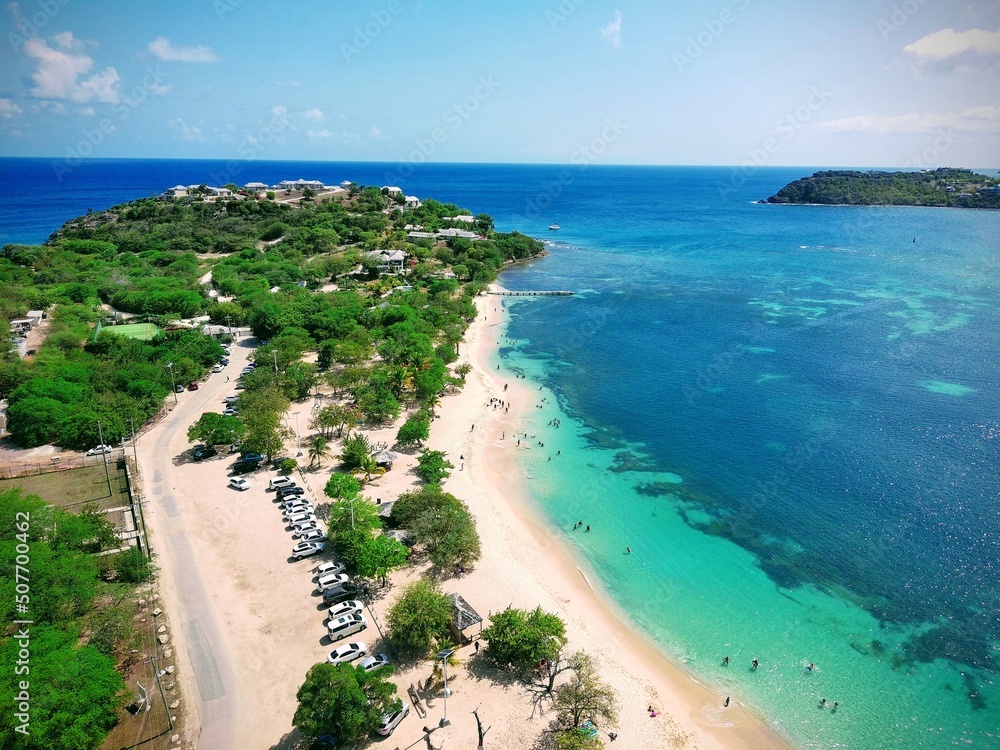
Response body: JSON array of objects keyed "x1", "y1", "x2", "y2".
[{"x1": 765, "y1": 168, "x2": 1000, "y2": 209}]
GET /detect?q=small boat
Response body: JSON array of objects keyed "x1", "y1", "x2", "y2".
[{"x1": 548, "y1": 223, "x2": 560, "y2": 230}]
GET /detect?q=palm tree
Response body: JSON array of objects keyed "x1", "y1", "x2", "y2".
[
  {"x1": 427, "y1": 638, "x2": 464, "y2": 692},
  {"x1": 307, "y1": 435, "x2": 331, "y2": 469},
  {"x1": 355, "y1": 454, "x2": 386, "y2": 486},
  {"x1": 424, "y1": 392, "x2": 441, "y2": 419}
]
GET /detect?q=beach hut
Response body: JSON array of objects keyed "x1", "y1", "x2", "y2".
[
  {"x1": 447, "y1": 593, "x2": 483, "y2": 645},
  {"x1": 374, "y1": 450, "x2": 398, "y2": 469}
]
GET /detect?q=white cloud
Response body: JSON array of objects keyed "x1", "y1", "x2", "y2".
[
  {"x1": 0, "y1": 98, "x2": 23, "y2": 119},
  {"x1": 815, "y1": 106, "x2": 1000, "y2": 134},
  {"x1": 274, "y1": 79, "x2": 302, "y2": 88},
  {"x1": 24, "y1": 35, "x2": 120, "y2": 103},
  {"x1": 905, "y1": 27, "x2": 1000, "y2": 60},
  {"x1": 169, "y1": 117, "x2": 205, "y2": 141},
  {"x1": 370, "y1": 125, "x2": 387, "y2": 139},
  {"x1": 148, "y1": 36, "x2": 219, "y2": 63},
  {"x1": 299, "y1": 107, "x2": 324, "y2": 121},
  {"x1": 78, "y1": 106, "x2": 94, "y2": 116},
  {"x1": 306, "y1": 129, "x2": 331, "y2": 138},
  {"x1": 51, "y1": 30, "x2": 74, "y2": 49},
  {"x1": 600, "y1": 10, "x2": 622, "y2": 49}
]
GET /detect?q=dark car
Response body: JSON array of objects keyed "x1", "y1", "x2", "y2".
[
  {"x1": 193, "y1": 445, "x2": 217, "y2": 461},
  {"x1": 188, "y1": 381, "x2": 199, "y2": 391},
  {"x1": 174, "y1": 384, "x2": 184, "y2": 393},
  {"x1": 240, "y1": 452, "x2": 265, "y2": 464},
  {"x1": 276, "y1": 486, "x2": 305, "y2": 500},
  {"x1": 220, "y1": 357, "x2": 229, "y2": 365},
  {"x1": 322, "y1": 581, "x2": 366, "y2": 603},
  {"x1": 231, "y1": 458, "x2": 260, "y2": 474}
]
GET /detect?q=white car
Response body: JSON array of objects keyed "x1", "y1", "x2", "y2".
[
  {"x1": 212, "y1": 364, "x2": 224, "y2": 373},
  {"x1": 316, "y1": 561, "x2": 347, "y2": 577},
  {"x1": 282, "y1": 503, "x2": 314, "y2": 516},
  {"x1": 268, "y1": 476, "x2": 295, "y2": 491},
  {"x1": 292, "y1": 524, "x2": 321, "y2": 539},
  {"x1": 86, "y1": 444, "x2": 113, "y2": 456},
  {"x1": 327, "y1": 640, "x2": 367, "y2": 665},
  {"x1": 359, "y1": 653, "x2": 390, "y2": 674},
  {"x1": 285, "y1": 512, "x2": 317, "y2": 526},
  {"x1": 281, "y1": 500, "x2": 313, "y2": 512},
  {"x1": 223, "y1": 395, "x2": 239, "y2": 404},
  {"x1": 228, "y1": 477, "x2": 250, "y2": 491},
  {"x1": 326, "y1": 599, "x2": 363, "y2": 619},
  {"x1": 298, "y1": 529, "x2": 325, "y2": 543},
  {"x1": 376, "y1": 702, "x2": 410, "y2": 736},
  {"x1": 317, "y1": 572, "x2": 350, "y2": 592},
  {"x1": 291, "y1": 541, "x2": 324, "y2": 559},
  {"x1": 223, "y1": 408, "x2": 238, "y2": 416}
]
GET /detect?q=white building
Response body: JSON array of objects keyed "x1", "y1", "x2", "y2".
[
  {"x1": 276, "y1": 179, "x2": 325, "y2": 191},
  {"x1": 445, "y1": 215, "x2": 475, "y2": 223},
  {"x1": 404, "y1": 195, "x2": 421, "y2": 209},
  {"x1": 244, "y1": 182, "x2": 269, "y2": 192},
  {"x1": 163, "y1": 185, "x2": 189, "y2": 198},
  {"x1": 382, "y1": 186, "x2": 403, "y2": 196}
]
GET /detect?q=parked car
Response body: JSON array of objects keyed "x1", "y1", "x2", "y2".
[
  {"x1": 291, "y1": 541, "x2": 324, "y2": 559},
  {"x1": 212, "y1": 364, "x2": 224, "y2": 373},
  {"x1": 276, "y1": 487, "x2": 305, "y2": 501},
  {"x1": 316, "y1": 561, "x2": 347, "y2": 577},
  {"x1": 281, "y1": 499, "x2": 313, "y2": 511},
  {"x1": 326, "y1": 640, "x2": 367, "y2": 665},
  {"x1": 220, "y1": 357, "x2": 230, "y2": 365},
  {"x1": 326, "y1": 599, "x2": 363, "y2": 619},
  {"x1": 322, "y1": 581, "x2": 365, "y2": 603},
  {"x1": 188, "y1": 381, "x2": 199, "y2": 391},
  {"x1": 231, "y1": 458, "x2": 259, "y2": 474},
  {"x1": 193, "y1": 445, "x2": 217, "y2": 461},
  {"x1": 174, "y1": 384, "x2": 184, "y2": 393},
  {"x1": 317, "y1": 572, "x2": 350, "y2": 592},
  {"x1": 268, "y1": 476, "x2": 295, "y2": 491},
  {"x1": 298, "y1": 529, "x2": 325, "y2": 543},
  {"x1": 222, "y1": 408, "x2": 238, "y2": 416},
  {"x1": 358, "y1": 654, "x2": 390, "y2": 674},
  {"x1": 292, "y1": 524, "x2": 321, "y2": 539},
  {"x1": 326, "y1": 613, "x2": 367, "y2": 642},
  {"x1": 241, "y1": 452, "x2": 265, "y2": 463},
  {"x1": 234, "y1": 381, "x2": 244, "y2": 390},
  {"x1": 375, "y1": 703, "x2": 410, "y2": 736},
  {"x1": 286, "y1": 513, "x2": 317, "y2": 527},
  {"x1": 86, "y1": 444, "x2": 113, "y2": 456},
  {"x1": 223, "y1": 395, "x2": 239, "y2": 404},
  {"x1": 228, "y1": 477, "x2": 250, "y2": 491}
]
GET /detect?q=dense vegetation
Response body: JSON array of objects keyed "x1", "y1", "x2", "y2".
[
  {"x1": 1, "y1": 186, "x2": 544, "y2": 452},
  {"x1": 0, "y1": 489, "x2": 154, "y2": 749},
  {"x1": 293, "y1": 661, "x2": 400, "y2": 745},
  {"x1": 765, "y1": 168, "x2": 1000, "y2": 208}
]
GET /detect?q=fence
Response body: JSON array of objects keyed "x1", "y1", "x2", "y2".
[{"x1": 0, "y1": 450, "x2": 128, "y2": 480}]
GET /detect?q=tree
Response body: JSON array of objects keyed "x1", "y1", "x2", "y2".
[
  {"x1": 187, "y1": 412, "x2": 244, "y2": 447},
  {"x1": 387, "y1": 580, "x2": 453, "y2": 656},
  {"x1": 412, "y1": 500, "x2": 481, "y2": 569},
  {"x1": 354, "y1": 534, "x2": 409, "y2": 586},
  {"x1": 554, "y1": 728, "x2": 603, "y2": 750},
  {"x1": 312, "y1": 403, "x2": 357, "y2": 439},
  {"x1": 0, "y1": 625, "x2": 124, "y2": 749},
  {"x1": 339, "y1": 432, "x2": 372, "y2": 470},
  {"x1": 480, "y1": 606, "x2": 568, "y2": 677},
  {"x1": 326, "y1": 498, "x2": 382, "y2": 543},
  {"x1": 324, "y1": 472, "x2": 361, "y2": 501},
  {"x1": 292, "y1": 662, "x2": 400, "y2": 745},
  {"x1": 307, "y1": 434, "x2": 331, "y2": 469},
  {"x1": 396, "y1": 411, "x2": 430, "y2": 447},
  {"x1": 416, "y1": 449, "x2": 454, "y2": 484},
  {"x1": 553, "y1": 654, "x2": 618, "y2": 732},
  {"x1": 354, "y1": 454, "x2": 386, "y2": 487},
  {"x1": 115, "y1": 547, "x2": 155, "y2": 583}
]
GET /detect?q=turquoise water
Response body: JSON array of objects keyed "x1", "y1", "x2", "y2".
[
  {"x1": 4, "y1": 159, "x2": 997, "y2": 748},
  {"x1": 488, "y1": 173, "x2": 1000, "y2": 748}
]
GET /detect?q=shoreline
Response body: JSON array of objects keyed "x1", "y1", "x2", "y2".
[{"x1": 436, "y1": 287, "x2": 793, "y2": 749}]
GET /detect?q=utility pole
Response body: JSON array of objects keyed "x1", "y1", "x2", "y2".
[
  {"x1": 129, "y1": 416, "x2": 139, "y2": 467},
  {"x1": 166, "y1": 362, "x2": 178, "y2": 403},
  {"x1": 96, "y1": 419, "x2": 113, "y2": 497},
  {"x1": 293, "y1": 411, "x2": 301, "y2": 456},
  {"x1": 272, "y1": 350, "x2": 279, "y2": 376},
  {"x1": 437, "y1": 648, "x2": 455, "y2": 727}
]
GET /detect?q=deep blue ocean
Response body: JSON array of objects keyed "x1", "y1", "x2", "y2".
[{"x1": 2, "y1": 158, "x2": 998, "y2": 747}]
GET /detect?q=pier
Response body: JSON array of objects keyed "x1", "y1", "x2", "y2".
[{"x1": 487, "y1": 290, "x2": 574, "y2": 297}]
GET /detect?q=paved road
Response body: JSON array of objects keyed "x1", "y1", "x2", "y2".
[{"x1": 137, "y1": 336, "x2": 255, "y2": 750}]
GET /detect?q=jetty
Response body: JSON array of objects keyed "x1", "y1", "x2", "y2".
[{"x1": 487, "y1": 290, "x2": 574, "y2": 297}]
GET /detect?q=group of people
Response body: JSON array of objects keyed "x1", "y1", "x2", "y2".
[
  {"x1": 573, "y1": 521, "x2": 591, "y2": 532},
  {"x1": 721, "y1": 656, "x2": 841, "y2": 712}
]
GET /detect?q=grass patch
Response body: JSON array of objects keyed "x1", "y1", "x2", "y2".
[{"x1": 0, "y1": 462, "x2": 128, "y2": 511}]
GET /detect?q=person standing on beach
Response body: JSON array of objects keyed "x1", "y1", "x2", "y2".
[
  {"x1": 751, "y1": 659, "x2": 759, "y2": 670},
  {"x1": 723, "y1": 656, "x2": 730, "y2": 666},
  {"x1": 724, "y1": 697, "x2": 730, "y2": 707}
]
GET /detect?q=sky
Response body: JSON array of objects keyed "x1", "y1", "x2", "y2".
[{"x1": 0, "y1": 0, "x2": 998, "y2": 168}]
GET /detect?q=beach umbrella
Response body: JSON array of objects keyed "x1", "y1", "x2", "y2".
[{"x1": 374, "y1": 450, "x2": 398, "y2": 465}]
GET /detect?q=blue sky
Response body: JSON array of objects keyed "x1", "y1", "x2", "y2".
[{"x1": 1, "y1": 0, "x2": 998, "y2": 167}]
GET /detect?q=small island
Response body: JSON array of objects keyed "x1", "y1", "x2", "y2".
[{"x1": 764, "y1": 168, "x2": 1000, "y2": 209}]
